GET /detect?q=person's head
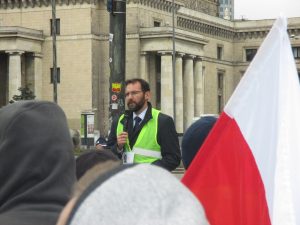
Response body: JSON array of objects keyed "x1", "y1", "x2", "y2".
[
  {"x1": 56, "y1": 164, "x2": 209, "y2": 225},
  {"x1": 0, "y1": 100, "x2": 76, "y2": 225},
  {"x1": 75, "y1": 149, "x2": 120, "y2": 179},
  {"x1": 56, "y1": 161, "x2": 121, "y2": 225},
  {"x1": 125, "y1": 78, "x2": 150, "y2": 114},
  {"x1": 181, "y1": 116, "x2": 217, "y2": 169}
]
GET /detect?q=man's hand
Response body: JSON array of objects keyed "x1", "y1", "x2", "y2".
[{"x1": 117, "y1": 132, "x2": 128, "y2": 150}]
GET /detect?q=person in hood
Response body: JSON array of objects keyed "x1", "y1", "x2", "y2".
[
  {"x1": 181, "y1": 115, "x2": 217, "y2": 169},
  {"x1": 56, "y1": 164, "x2": 209, "y2": 225},
  {"x1": 0, "y1": 100, "x2": 76, "y2": 225}
]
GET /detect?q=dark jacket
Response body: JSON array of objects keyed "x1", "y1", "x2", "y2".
[
  {"x1": 0, "y1": 100, "x2": 76, "y2": 225},
  {"x1": 107, "y1": 103, "x2": 181, "y2": 171}
]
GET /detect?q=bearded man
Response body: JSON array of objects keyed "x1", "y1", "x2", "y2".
[{"x1": 107, "y1": 78, "x2": 181, "y2": 171}]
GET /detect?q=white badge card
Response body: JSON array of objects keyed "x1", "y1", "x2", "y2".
[{"x1": 122, "y1": 152, "x2": 135, "y2": 164}]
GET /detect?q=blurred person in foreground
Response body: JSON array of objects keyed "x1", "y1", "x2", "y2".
[
  {"x1": 107, "y1": 78, "x2": 181, "y2": 171},
  {"x1": 56, "y1": 163, "x2": 209, "y2": 225},
  {"x1": 0, "y1": 100, "x2": 76, "y2": 225}
]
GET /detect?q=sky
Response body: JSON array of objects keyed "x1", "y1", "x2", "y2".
[{"x1": 234, "y1": 0, "x2": 300, "y2": 20}]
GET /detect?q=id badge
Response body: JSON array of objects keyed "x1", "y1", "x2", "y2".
[{"x1": 122, "y1": 151, "x2": 135, "y2": 164}]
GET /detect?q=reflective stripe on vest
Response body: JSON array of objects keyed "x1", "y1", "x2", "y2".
[{"x1": 132, "y1": 147, "x2": 162, "y2": 159}]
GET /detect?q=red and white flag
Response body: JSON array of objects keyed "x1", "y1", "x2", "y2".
[{"x1": 182, "y1": 16, "x2": 300, "y2": 225}]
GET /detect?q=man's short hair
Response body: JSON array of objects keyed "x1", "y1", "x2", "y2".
[
  {"x1": 125, "y1": 78, "x2": 150, "y2": 92},
  {"x1": 75, "y1": 150, "x2": 120, "y2": 179}
]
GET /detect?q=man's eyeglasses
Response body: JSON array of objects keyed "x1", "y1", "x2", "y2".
[{"x1": 125, "y1": 91, "x2": 143, "y2": 97}]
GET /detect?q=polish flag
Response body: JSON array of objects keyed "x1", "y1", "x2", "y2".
[{"x1": 182, "y1": 16, "x2": 300, "y2": 225}]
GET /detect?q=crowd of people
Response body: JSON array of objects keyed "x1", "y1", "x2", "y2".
[{"x1": 0, "y1": 78, "x2": 216, "y2": 225}]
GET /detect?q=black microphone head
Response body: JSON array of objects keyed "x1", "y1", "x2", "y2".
[{"x1": 123, "y1": 110, "x2": 131, "y2": 132}]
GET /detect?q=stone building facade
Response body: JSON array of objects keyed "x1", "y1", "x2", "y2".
[{"x1": 0, "y1": 0, "x2": 299, "y2": 135}]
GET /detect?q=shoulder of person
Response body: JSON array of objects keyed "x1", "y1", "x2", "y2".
[{"x1": 157, "y1": 112, "x2": 174, "y2": 124}]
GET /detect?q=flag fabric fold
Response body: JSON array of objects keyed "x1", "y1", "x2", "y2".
[{"x1": 182, "y1": 16, "x2": 300, "y2": 225}]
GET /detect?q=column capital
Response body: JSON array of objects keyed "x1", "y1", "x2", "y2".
[
  {"x1": 6, "y1": 50, "x2": 24, "y2": 56},
  {"x1": 157, "y1": 51, "x2": 173, "y2": 56},
  {"x1": 183, "y1": 54, "x2": 196, "y2": 59},
  {"x1": 140, "y1": 51, "x2": 148, "y2": 56},
  {"x1": 33, "y1": 52, "x2": 43, "y2": 58},
  {"x1": 194, "y1": 56, "x2": 203, "y2": 61},
  {"x1": 176, "y1": 52, "x2": 185, "y2": 58}
]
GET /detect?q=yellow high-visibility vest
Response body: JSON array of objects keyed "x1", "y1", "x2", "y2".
[{"x1": 117, "y1": 108, "x2": 161, "y2": 163}]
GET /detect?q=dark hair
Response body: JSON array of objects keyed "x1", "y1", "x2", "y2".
[
  {"x1": 125, "y1": 78, "x2": 150, "y2": 92},
  {"x1": 76, "y1": 150, "x2": 120, "y2": 179}
]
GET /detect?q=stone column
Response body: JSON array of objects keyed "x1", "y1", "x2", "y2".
[
  {"x1": 140, "y1": 51, "x2": 149, "y2": 82},
  {"x1": 33, "y1": 53, "x2": 43, "y2": 99},
  {"x1": 194, "y1": 56, "x2": 204, "y2": 117},
  {"x1": 148, "y1": 53, "x2": 157, "y2": 108},
  {"x1": 7, "y1": 51, "x2": 24, "y2": 101},
  {"x1": 175, "y1": 52, "x2": 184, "y2": 133},
  {"x1": 159, "y1": 51, "x2": 174, "y2": 118},
  {"x1": 183, "y1": 55, "x2": 195, "y2": 130}
]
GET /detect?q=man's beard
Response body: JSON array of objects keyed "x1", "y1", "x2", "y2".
[{"x1": 127, "y1": 96, "x2": 146, "y2": 112}]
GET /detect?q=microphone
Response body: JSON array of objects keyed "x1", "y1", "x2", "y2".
[{"x1": 123, "y1": 110, "x2": 131, "y2": 132}]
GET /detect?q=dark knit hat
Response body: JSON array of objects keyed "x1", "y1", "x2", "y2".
[{"x1": 181, "y1": 116, "x2": 217, "y2": 169}]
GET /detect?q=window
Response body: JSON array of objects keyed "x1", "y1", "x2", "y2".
[
  {"x1": 217, "y1": 72, "x2": 224, "y2": 113},
  {"x1": 154, "y1": 21, "x2": 161, "y2": 27},
  {"x1": 50, "y1": 67, "x2": 60, "y2": 84},
  {"x1": 217, "y1": 46, "x2": 223, "y2": 60},
  {"x1": 245, "y1": 48, "x2": 257, "y2": 62},
  {"x1": 50, "y1": 18, "x2": 60, "y2": 35},
  {"x1": 292, "y1": 47, "x2": 300, "y2": 59}
]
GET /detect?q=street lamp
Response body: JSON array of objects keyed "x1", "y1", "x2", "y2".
[{"x1": 172, "y1": 0, "x2": 176, "y2": 123}]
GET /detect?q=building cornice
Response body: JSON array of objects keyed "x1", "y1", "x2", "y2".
[
  {"x1": 128, "y1": 0, "x2": 182, "y2": 13},
  {"x1": 129, "y1": 0, "x2": 217, "y2": 16},
  {"x1": 140, "y1": 26, "x2": 208, "y2": 45},
  {"x1": 177, "y1": 16, "x2": 235, "y2": 40},
  {"x1": 176, "y1": 0, "x2": 218, "y2": 16},
  {"x1": 0, "y1": 0, "x2": 96, "y2": 9},
  {"x1": 177, "y1": 15, "x2": 300, "y2": 41},
  {"x1": 202, "y1": 56, "x2": 234, "y2": 66},
  {"x1": 0, "y1": 26, "x2": 44, "y2": 40}
]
